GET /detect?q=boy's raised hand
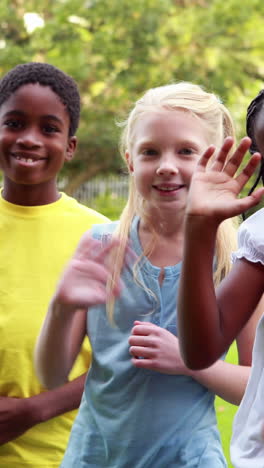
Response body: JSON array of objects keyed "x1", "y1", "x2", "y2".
[
  {"x1": 186, "y1": 137, "x2": 264, "y2": 223},
  {"x1": 54, "y1": 233, "x2": 122, "y2": 310}
]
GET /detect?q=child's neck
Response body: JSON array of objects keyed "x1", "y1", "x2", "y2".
[
  {"x1": 139, "y1": 218, "x2": 184, "y2": 268},
  {"x1": 2, "y1": 181, "x2": 61, "y2": 206}
]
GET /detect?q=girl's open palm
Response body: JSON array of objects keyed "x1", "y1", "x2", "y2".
[
  {"x1": 55, "y1": 233, "x2": 122, "y2": 309},
  {"x1": 187, "y1": 137, "x2": 264, "y2": 222}
]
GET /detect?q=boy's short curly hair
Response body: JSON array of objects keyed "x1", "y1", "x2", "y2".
[{"x1": 0, "y1": 62, "x2": 80, "y2": 136}]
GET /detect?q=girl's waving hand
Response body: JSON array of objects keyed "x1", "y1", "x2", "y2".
[
  {"x1": 35, "y1": 232, "x2": 123, "y2": 389},
  {"x1": 54, "y1": 233, "x2": 122, "y2": 310},
  {"x1": 186, "y1": 136, "x2": 264, "y2": 222}
]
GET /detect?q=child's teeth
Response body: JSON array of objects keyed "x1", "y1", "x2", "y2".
[{"x1": 16, "y1": 156, "x2": 34, "y2": 163}]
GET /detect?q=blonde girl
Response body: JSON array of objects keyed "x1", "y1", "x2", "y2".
[{"x1": 35, "y1": 83, "x2": 261, "y2": 468}]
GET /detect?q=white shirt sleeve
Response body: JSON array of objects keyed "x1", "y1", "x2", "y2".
[{"x1": 232, "y1": 208, "x2": 264, "y2": 266}]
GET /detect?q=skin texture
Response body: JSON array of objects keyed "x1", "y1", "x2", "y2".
[
  {"x1": 36, "y1": 110, "x2": 261, "y2": 420},
  {"x1": 0, "y1": 375, "x2": 86, "y2": 444},
  {"x1": 126, "y1": 110, "x2": 211, "y2": 229},
  {"x1": 0, "y1": 83, "x2": 76, "y2": 206},
  {"x1": 35, "y1": 235, "x2": 122, "y2": 389},
  {"x1": 177, "y1": 136, "x2": 264, "y2": 369},
  {"x1": 0, "y1": 83, "x2": 85, "y2": 446}
]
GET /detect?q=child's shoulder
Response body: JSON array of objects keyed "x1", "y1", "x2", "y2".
[
  {"x1": 234, "y1": 207, "x2": 264, "y2": 266},
  {"x1": 61, "y1": 193, "x2": 109, "y2": 223},
  {"x1": 240, "y1": 207, "x2": 264, "y2": 235}
]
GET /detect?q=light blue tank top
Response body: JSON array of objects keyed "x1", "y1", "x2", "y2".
[{"x1": 61, "y1": 217, "x2": 226, "y2": 468}]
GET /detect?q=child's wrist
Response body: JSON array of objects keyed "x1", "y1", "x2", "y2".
[
  {"x1": 184, "y1": 212, "x2": 220, "y2": 234},
  {"x1": 50, "y1": 297, "x2": 76, "y2": 320}
]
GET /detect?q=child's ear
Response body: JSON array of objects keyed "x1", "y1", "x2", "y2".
[
  {"x1": 125, "y1": 150, "x2": 134, "y2": 174},
  {"x1": 65, "y1": 136, "x2": 77, "y2": 162}
]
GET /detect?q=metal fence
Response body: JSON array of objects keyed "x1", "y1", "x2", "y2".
[{"x1": 72, "y1": 174, "x2": 129, "y2": 204}]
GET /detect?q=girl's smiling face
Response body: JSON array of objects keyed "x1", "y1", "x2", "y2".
[
  {"x1": 0, "y1": 83, "x2": 76, "y2": 203},
  {"x1": 126, "y1": 109, "x2": 211, "y2": 220}
]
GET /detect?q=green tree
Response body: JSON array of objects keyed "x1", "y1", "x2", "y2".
[{"x1": 0, "y1": 0, "x2": 264, "y2": 194}]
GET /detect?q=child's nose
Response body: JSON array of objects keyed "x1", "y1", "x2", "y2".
[
  {"x1": 156, "y1": 157, "x2": 179, "y2": 175},
  {"x1": 16, "y1": 129, "x2": 42, "y2": 148}
]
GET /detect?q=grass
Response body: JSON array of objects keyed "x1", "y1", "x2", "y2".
[{"x1": 216, "y1": 343, "x2": 238, "y2": 468}]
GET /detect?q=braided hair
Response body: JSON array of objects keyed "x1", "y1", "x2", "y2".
[
  {"x1": 241, "y1": 90, "x2": 264, "y2": 220},
  {"x1": 246, "y1": 89, "x2": 264, "y2": 195}
]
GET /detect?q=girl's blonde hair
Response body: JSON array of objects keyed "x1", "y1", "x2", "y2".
[{"x1": 107, "y1": 82, "x2": 238, "y2": 321}]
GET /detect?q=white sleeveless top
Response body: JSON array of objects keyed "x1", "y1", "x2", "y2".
[{"x1": 231, "y1": 208, "x2": 264, "y2": 468}]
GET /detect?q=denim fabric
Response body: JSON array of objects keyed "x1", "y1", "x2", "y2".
[{"x1": 61, "y1": 217, "x2": 226, "y2": 468}]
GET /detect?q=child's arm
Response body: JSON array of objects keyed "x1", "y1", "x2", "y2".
[
  {"x1": 35, "y1": 306, "x2": 87, "y2": 389},
  {"x1": 0, "y1": 374, "x2": 86, "y2": 444},
  {"x1": 178, "y1": 137, "x2": 264, "y2": 369},
  {"x1": 191, "y1": 299, "x2": 263, "y2": 404},
  {"x1": 35, "y1": 232, "x2": 122, "y2": 389},
  {"x1": 129, "y1": 306, "x2": 262, "y2": 405},
  {"x1": 3, "y1": 229, "x2": 122, "y2": 444}
]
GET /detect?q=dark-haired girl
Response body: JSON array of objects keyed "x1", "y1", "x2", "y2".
[{"x1": 178, "y1": 92, "x2": 264, "y2": 467}]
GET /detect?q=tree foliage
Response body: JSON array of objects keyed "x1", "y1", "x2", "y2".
[{"x1": 0, "y1": 0, "x2": 264, "y2": 193}]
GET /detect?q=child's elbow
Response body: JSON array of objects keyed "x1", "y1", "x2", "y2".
[
  {"x1": 36, "y1": 366, "x2": 68, "y2": 390},
  {"x1": 184, "y1": 354, "x2": 213, "y2": 370},
  {"x1": 34, "y1": 353, "x2": 68, "y2": 390},
  {"x1": 180, "y1": 342, "x2": 218, "y2": 370}
]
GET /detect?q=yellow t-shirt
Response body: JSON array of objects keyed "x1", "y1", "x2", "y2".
[{"x1": 0, "y1": 192, "x2": 108, "y2": 467}]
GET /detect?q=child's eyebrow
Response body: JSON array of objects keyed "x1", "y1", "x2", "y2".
[
  {"x1": 2, "y1": 110, "x2": 25, "y2": 118},
  {"x1": 136, "y1": 138, "x2": 202, "y2": 149},
  {"x1": 2, "y1": 110, "x2": 64, "y2": 125},
  {"x1": 41, "y1": 114, "x2": 64, "y2": 125}
]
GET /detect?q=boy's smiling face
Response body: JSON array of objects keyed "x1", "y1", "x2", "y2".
[{"x1": 0, "y1": 83, "x2": 76, "y2": 204}]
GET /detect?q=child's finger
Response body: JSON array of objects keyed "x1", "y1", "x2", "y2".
[
  {"x1": 129, "y1": 345, "x2": 153, "y2": 358},
  {"x1": 133, "y1": 320, "x2": 152, "y2": 326},
  {"x1": 75, "y1": 234, "x2": 120, "y2": 263},
  {"x1": 130, "y1": 324, "x2": 150, "y2": 336},
  {"x1": 131, "y1": 357, "x2": 156, "y2": 369},
  {"x1": 129, "y1": 335, "x2": 152, "y2": 347},
  {"x1": 235, "y1": 153, "x2": 262, "y2": 189},
  {"x1": 196, "y1": 145, "x2": 216, "y2": 171},
  {"x1": 70, "y1": 258, "x2": 109, "y2": 281},
  {"x1": 251, "y1": 187, "x2": 264, "y2": 201},
  {"x1": 74, "y1": 235, "x2": 102, "y2": 259},
  {"x1": 210, "y1": 137, "x2": 234, "y2": 171},
  {"x1": 230, "y1": 189, "x2": 264, "y2": 215},
  {"x1": 223, "y1": 137, "x2": 252, "y2": 177},
  {"x1": 93, "y1": 239, "x2": 120, "y2": 262},
  {"x1": 130, "y1": 322, "x2": 159, "y2": 336}
]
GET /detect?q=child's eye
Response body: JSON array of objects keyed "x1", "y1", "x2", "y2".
[
  {"x1": 142, "y1": 148, "x2": 158, "y2": 156},
  {"x1": 43, "y1": 124, "x2": 59, "y2": 134},
  {"x1": 179, "y1": 148, "x2": 194, "y2": 155},
  {"x1": 4, "y1": 119, "x2": 23, "y2": 129}
]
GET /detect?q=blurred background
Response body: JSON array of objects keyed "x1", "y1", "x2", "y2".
[
  {"x1": 1, "y1": 0, "x2": 264, "y2": 219},
  {"x1": 1, "y1": 2, "x2": 264, "y2": 465}
]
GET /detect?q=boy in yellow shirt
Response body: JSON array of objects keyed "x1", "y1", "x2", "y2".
[{"x1": 0, "y1": 62, "x2": 108, "y2": 467}]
